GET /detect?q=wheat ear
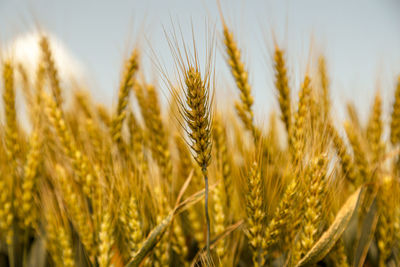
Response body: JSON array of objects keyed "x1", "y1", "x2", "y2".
[
  {"x1": 291, "y1": 75, "x2": 311, "y2": 165},
  {"x1": 318, "y1": 55, "x2": 330, "y2": 121},
  {"x1": 273, "y1": 46, "x2": 292, "y2": 135},
  {"x1": 390, "y1": 76, "x2": 400, "y2": 145},
  {"x1": 292, "y1": 155, "x2": 327, "y2": 265},
  {"x1": 40, "y1": 35, "x2": 63, "y2": 106},
  {"x1": 366, "y1": 91, "x2": 383, "y2": 163},
  {"x1": 222, "y1": 24, "x2": 259, "y2": 141},
  {"x1": 111, "y1": 49, "x2": 139, "y2": 145},
  {"x1": 1, "y1": 60, "x2": 18, "y2": 250},
  {"x1": 245, "y1": 162, "x2": 266, "y2": 267}
]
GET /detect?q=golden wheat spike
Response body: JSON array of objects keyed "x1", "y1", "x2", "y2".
[
  {"x1": 390, "y1": 75, "x2": 400, "y2": 145},
  {"x1": 40, "y1": 35, "x2": 63, "y2": 106},
  {"x1": 1, "y1": 60, "x2": 18, "y2": 247},
  {"x1": 376, "y1": 176, "x2": 397, "y2": 267},
  {"x1": 318, "y1": 55, "x2": 330, "y2": 121},
  {"x1": 274, "y1": 46, "x2": 292, "y2": 135},
  {"x1": 366, "y1": 91, "x2": 383, "y2": 163},
  {"x1": 55, "y1": 165, "x2": 97, "y2": 261},
  {"x1": 291, "y1": 75, "x2": 311, "y2": 165},
  {"x1": 111, "y1": 49, "x2": 139, "y2": 145},
  {"x1": 222, "y1": 24, "x2": 259, "y2": 141},
  {"x1": 292, "y1": 155, "x2": 327, "y2": 265},
  {"x1": 245, "y1": 162, "x2": 266, "y2": 267}
]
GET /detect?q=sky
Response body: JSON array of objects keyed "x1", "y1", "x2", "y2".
[{"x1": 0, "y1": 0, "x2": 399, "y2": 124}]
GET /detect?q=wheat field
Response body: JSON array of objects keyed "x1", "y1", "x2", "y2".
[{"x1": 0, "y1": 13, "x2": 399, "y2": 267}]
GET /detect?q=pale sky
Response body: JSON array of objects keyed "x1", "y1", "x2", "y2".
[{"x1": 0, "y1": 0, "x2": 399, "y2": 124}]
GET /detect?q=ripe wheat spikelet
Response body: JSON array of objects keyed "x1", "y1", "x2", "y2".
[
  {"x1": 328, "y1": 122, "x2": 358, "y2": 187},
  {"x1": 344, "y1": 121, "x2": 370, "y2": 187},
  {"x1": 55, "y1": 164, "x2": 97, "y2": 261},
  {"x1": 291, "y1": 75, "x2": 311, "y2": 165},
  {"x1": 222, "y1": 23, "x2": 259, "y2": 141},
  {"x1": 213, "y1": 115, "x2": 232, "y2": 209},
  {"x1": 21, "y1": 128, "x2": 41, "y2": 228},
  {"x1": 111, "y1": 49, "x2": 139, "y2": 145},
  {"x1": 98, "y1": 207, "x2": 114, "y2": 267},
  {"x1": 44, "y1": 92, "x2": 97, "y2": 199},
  {"x1": 40, "y1": 35, "x2": 63, "y2": 106},
  {"x1": 1, "y1": 60, "x2": 18, "y2": 246},
  {"x1": 145, "y1": 84, "x2": 173, "y2": 186},
  {"x1": 42, "y1": 194, "x2": 75, "y2": 267},
  {"x1": 273, "y1": 46, "x2": 292, "y2": 136},
  {"x1": 390, "y1": 76, "x2": 400, "y2": 145},
  {"x1": 292, "y1": 155, "x2": 328, "y2": 265},
  {"x1": 366, "y1": 91, "x2": 383, "y2": 164},
  {"x1": 376, "y1": 176, "x2": 397, "y2": 267},
  {"x1": 213, "y1": 176, "x2": 227, "y2": 262},
  {"x1": 318, "y1": 55, "x2": 330, "y2": 122}
]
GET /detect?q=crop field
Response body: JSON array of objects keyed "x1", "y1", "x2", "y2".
[{"x1": 0, "y1": 7, "x2": 399, "y2": 267}]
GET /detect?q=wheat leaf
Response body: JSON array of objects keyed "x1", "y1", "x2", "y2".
[
  {"x1": 295, "y1": 187, "x2": 363, "y2": 267},
  {"x1": 125, "y1": 186, "x2": 205, "y2": 267}
]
